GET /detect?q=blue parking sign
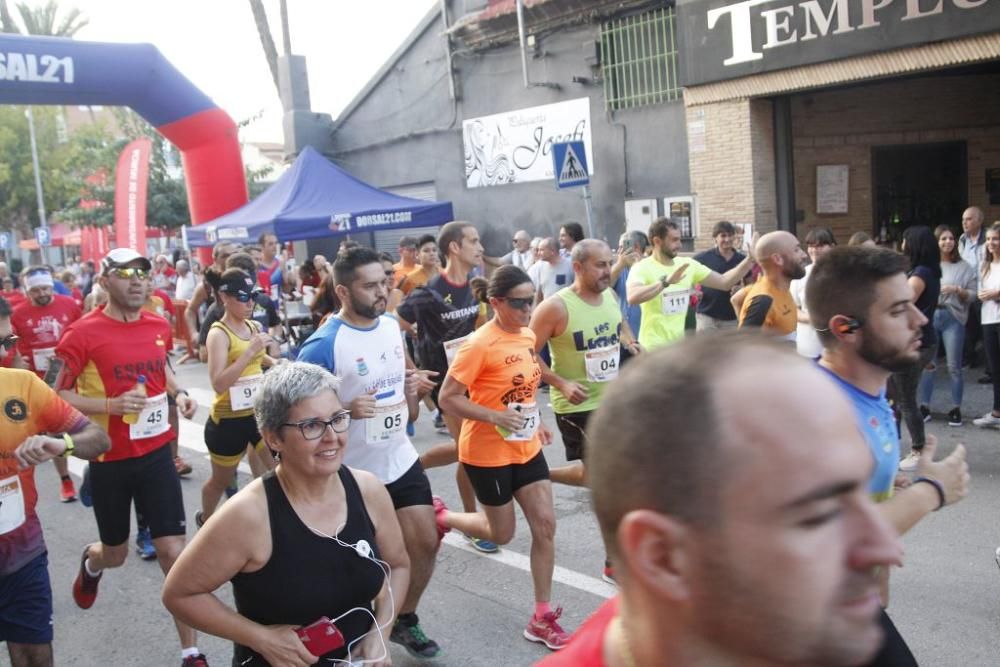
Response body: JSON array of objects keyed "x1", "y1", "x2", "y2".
[
  {"x1": 35, "y1": 226, "x2": 51, "y2": 247},
  {"x1": 0, "y1": 231, "x2": 9, "y2": 250}
]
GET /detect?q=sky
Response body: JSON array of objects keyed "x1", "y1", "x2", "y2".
[{"x1": 71, "y1": 0, "x2": 437, "y2": 143}]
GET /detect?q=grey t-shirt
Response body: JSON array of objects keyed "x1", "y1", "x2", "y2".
[
  {"x1": 939, "y1": 259, "x2": 978, "y2": 325},
  {"x1": 536, "y1": 257, "x2": 574, "y2": 299}
]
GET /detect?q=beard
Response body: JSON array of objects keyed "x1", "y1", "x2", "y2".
[
  {"x1": 784, "y1": 261, "x2": 807, "y2": 280},
  {"x1": 349, "y1": 293, "x2": 386, "y2": 320},
  {"x1": 857, "y1": 330, "x2": 919, "y2": 373}
]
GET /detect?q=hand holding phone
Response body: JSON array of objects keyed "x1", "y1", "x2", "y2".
[{"x1": 295, "y1": 617, "x2": 345, "y2": 657}]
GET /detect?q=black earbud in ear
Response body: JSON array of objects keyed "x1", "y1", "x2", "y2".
[{"x1": 838, "y1": 317, "x2": 862, "y2": 334}]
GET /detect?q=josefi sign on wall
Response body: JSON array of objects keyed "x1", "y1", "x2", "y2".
[
  {"x1": 463, "y1": 97, "x2": 594, "y2": 189},
  {"x1": 677, "y1": 0, "x2": 1000, "y2": 87}
]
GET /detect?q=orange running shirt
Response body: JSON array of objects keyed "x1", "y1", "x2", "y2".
[
  {"x1": 448, "y1": 320, "x2": 542, "y2": 467},
  {"x1": 0, "y1": 368, "x2": 88, "y2": 575},
  {"x1": 56, "y1": 309, "x2": 174, "y2": 462}
]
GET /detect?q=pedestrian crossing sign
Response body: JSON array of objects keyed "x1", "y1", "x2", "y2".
[{"x1": 552, "y1": 141, "x2": 590, "y2": 189}]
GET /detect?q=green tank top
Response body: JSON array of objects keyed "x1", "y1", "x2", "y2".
[
  {"x1": 210, "y1": 319, "x2": 265, "y2": 421},
  {"x1": 549, "y1": 287, "x2": 623, "y2": 414}
]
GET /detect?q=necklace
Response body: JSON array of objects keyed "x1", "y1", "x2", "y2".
[{"x1": 611, "y1": 616, "x2": 638, "y2": 667}]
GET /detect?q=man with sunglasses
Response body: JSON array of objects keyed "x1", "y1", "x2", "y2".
[
  {"x1": 11, "y1": 264, "x2": 83, "y2": 503},
  {"x1": 0, "y1": 295, "x2": 111, "y2": 667},
  {"x1": 298, "y1": 245, "x2": 443, "y2": 660},
  {"x1": 52, "y1": 248, "x2": 208, "y2": 667}
]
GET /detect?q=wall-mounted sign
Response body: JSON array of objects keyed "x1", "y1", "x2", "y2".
[
  {"x1": 676, "y1": 0, "x2": 1000, "y2": 87},
  {"x1": 463, "y1": 98, "x2": 594, "y2": 188},
  {"x1": 817, "y1": 164, "x2": 849, "y2": 215}
]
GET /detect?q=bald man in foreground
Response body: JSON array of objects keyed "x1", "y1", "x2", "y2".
[
  {"x1": 738, "y1": 230, "x2": 808, "y2": 339},
  {"x1": 539, "y1": 332, "x2": 913, "y2": 667}
]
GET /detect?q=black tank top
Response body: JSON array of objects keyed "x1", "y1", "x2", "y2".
[{"x1": 231, "y1": 467, "x2": 384, "y2": 665}]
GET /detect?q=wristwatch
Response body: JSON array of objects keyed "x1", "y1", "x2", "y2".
[
  {"x1": 61, "y1": 433, "x2": 75, "y2": 458},
  {"x1": 660, "y1": 275, "x2": 670, "y2": 289}
]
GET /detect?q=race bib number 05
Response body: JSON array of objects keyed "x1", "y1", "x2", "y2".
[
  {"x1": 585, "y1": 344, "x2": 620, "y2": 383},
  {"x1": 229, "y1": 374, "x2": 262, "y2": 411},
  {"x1": 365, "y1": 401, "x2": 407, "y2": 444},
  {"x1": 129, "y1": 393, "x2": 170, "y2": 440},
  {"x1": 661, "y1": 288, "x2": 691, "y2": 316}
]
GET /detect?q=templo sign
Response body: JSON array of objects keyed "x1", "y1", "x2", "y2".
[
  {"x1": 463, "y1": 98, "x2": 594, "y2": 188},
  {"x1": 676, "y1": 0, "x2": 1000, "y2": 87}
]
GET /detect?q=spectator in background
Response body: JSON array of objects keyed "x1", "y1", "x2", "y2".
[
  {"x1": 534, "y1": 238, "x2": 574, "y2": 304},
  {"x1": 895, "y1": 225, "x2": 941, "y2": 472},
  {"x1": 309, "y1": 270, "x2": 341, "y2": 327},
  {"x1": 393, "y1": 236, "x2": 419, "y2": 288},
  {"x1": 1, "y1": 275, "x2": 24, "y2": 310},
  {"x1": 972, "y1": 221, "x2": 1000, "y2": 430},
  {"x1": 849, "y1": 231, "x2": 876, "y2": 247},
  {"x1": 399, "y1": 235, "x2": 440, "y2": 296},
  {"x1": 791, "y1": 227, "x2": 837, "y2": 358},
  {"x1": 0, "y1": 261, "x2": 16, "y2": 288},
  {"x1": 611, "y1": 230, "x2": 649, "y2": 361},
  {"x1": 693, "y1": 221, "x2": 745, "y2": 331},
  {"x1": 559, "y1": 222, "x2": 584, "y2": 258},
  {"x1": 488, "y1": 229, "x2": 534, "y2": 271},
  {"x1": 152, "y1": 255, "x2": 177, "y2": 291},
  {"x1": 174, "y1": 260, "x2": 197, "y2": 302},
  {"x1": 959, "y1": 207, "x2": 987, "y2": 374},
  {"x1": 60, "y1": 270, "x2": 85, "y2": 310},
  {"x1": 918, "y1": 225, "x2": 977, "y2": 427}
]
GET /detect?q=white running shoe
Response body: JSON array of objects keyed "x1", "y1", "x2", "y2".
[
  {"x1": 972, "y1": 412, "x2": 1000, "y2": 428},
  {"x1": 898, "y1": 450, "x2": 921, "y2": 472}
]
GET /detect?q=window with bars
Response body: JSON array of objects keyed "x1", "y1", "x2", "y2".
[{"x1": 600, "y1": 6, "x2": 681, "y2": 112}]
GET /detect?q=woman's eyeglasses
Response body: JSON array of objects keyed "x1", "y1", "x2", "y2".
[
  {"x1": 0, "y1": 334, "x2": 18, "y2": 351},
  {"x1": 281, "y1": 410, "x2": 352, "y2": 440},
  {"x1": 500, "y1": 296, "x2": 533, "y2": 310},
  {"x1": 108, "y1": 267, "x2": 150, "y2": 280}
]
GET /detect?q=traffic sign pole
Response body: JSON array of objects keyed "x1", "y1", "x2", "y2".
[{"x1": 582, "y1": 185, "x2": 595, "y2": 239}]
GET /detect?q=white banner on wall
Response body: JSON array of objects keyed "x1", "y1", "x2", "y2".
[{"x1": 463, "y1": 97, "x2": 594, "y2": 189}]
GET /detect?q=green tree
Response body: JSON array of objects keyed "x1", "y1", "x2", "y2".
[{"x1": 0, "y1": 0, "x2": 88, "y2": 36}]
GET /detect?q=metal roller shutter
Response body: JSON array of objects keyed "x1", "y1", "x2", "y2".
[{"x1": 374, "y1": 182, "x2": 441, "y2": 257}]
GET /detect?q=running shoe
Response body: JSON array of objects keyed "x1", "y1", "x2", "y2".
[
  {"x1": 463, "y1": 533, "x2": 499, "y2": 553},
  {"x1": 224, "y1": 477, "x2": 239, "y2": 499},
  {"x1": 919, "y1": 405, "x2": 931, "y2": 423},
  {"x1": 60, "y1": 476, "x2": 77, "y2": 503},
  {"x1": 602, "y1": 564, "x2": 616, "y2": 586},
  {"x1": 432, "y1": 496, "x2": 451, "y2": 543},
  {"x1": 181, "y1": 654, "x2": 209, "y2": 667},
  {"x1": 973, "y1": 412, "x2": 1000, "y2": 428},
  {"x1": 79, "y1": 464, "x2": 92, "y2": 507},
  {"x1": 433, "y1": 410, "x2": 447, "y2": 433},
  {"x1": 174, "y1": 456, "x2": 193, "y2": 476},
  {"x1": 72, "y1": 547, "x2": 101, "y2": 609},
  {"x1": 390, "y1": 615, "x2": 442, "y2": 659},
  {"x1": 948, "y1": 408, "x2": 963, "y2": 427},
  {"x1": 195, "y1": 510, "x2": 205, "y2": 529},
  {"x1": 898, "y1": 451, "x2": 921, "y2": 472},
  {"x1": 406, "y1": 420, "x2": 415, "y2": 437},
  {"x1": 135, "y1": 527, "x2": 156, "y2": 561},
  {"x1": 524, "y1": 607, "x2": 571, "y2": 650}
]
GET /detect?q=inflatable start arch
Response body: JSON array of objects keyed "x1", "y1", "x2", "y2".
[{"x1": 0, "y1": 33, "x2": 248, "y2": 262}]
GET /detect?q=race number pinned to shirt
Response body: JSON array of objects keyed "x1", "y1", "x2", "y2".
[
  {"x1": 661, "y1": 289, "x2": 691, "y2": 316},
  {"x1": 0, "y1": 475, "x2": 26, "y2": 535},
  {"x1": 585, "y1": 344, "x2": 620, "y2": 383},
  {"x1": 365, "y1": 401, "x2": 407, "y2": 444},
  {"x1": 443, "y1": 334, "x2": 472, "y2": 366},
  {"x1": 32, "y1": 346, "x2": 56, "y2": 372},
  {"x1": 498, "y1": 402, "x2": 540, "y2": 442},
  {"x1": 129, "y1": 393, "x2": 169, "y2": 440},
  {"x1": 229, "y1": 374, "x2": 262, "y2": 411}
]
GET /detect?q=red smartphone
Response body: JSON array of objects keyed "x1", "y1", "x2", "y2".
[{"x1": 295, "y1": 617, "x2": 345, "y2": 657}]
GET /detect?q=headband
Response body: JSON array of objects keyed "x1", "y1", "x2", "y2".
[{"x1": 24, "y1": 272, "x2": 54, "y2": 289}]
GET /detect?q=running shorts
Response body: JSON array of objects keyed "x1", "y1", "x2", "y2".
[
  {"x1": 204, "y1": 414, "x2": 264, "y2": 467},
  {"x1": 384, "y1": 460, "x2": 433, "y2": 510},
  {"x1": 462, "y1": 451, "x2": 549, "y2": 507},
  {"x1": 0, "y1": 551, "x2": 53, "y2": 644},
  {"x1": 555, "y1": 411, "x2": 592, "y2": 462}
]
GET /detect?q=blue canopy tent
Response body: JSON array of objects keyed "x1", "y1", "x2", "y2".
[{"x1": 185, "y1": 146, "x2": 453, "y2": 247}]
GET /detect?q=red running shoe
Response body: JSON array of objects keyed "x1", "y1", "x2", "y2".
[
  {"x1": 524, "y1": 606, "x2": 571, "y2": 650},
  {"x1": 72, "y1": 547, "x2": 101, "y2": 609},
  {"x1": 60, "y1": 477, "x2": 77, "y2": 503},
  {"x1": 181, "y1": 654, "x2": 209, "y2": 666},
  {"x1": 432, "y1": 495, "x2": 451, "y2": 544}
]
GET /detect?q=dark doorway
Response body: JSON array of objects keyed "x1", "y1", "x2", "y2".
[{"x1": 872, "y1": 142, "x2": 967, "y2": 242}]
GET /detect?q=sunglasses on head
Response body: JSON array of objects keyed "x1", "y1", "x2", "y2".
[
  {"x1": 0, "y1": 334, "x2": 18, "y2": 351},
  {"x1": 108, "y1": 267, "x2": 150, "y2": 280},
  {"x1": 500, "y1": 296, "x2": 533, "y2": 310}
]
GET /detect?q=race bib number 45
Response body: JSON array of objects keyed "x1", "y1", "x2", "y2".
[
  {"x1": 129, "y1": 393, "x2": 170, "y2": 440},
  {"x1": 661, "y1": 289, "x2": 691, "y2": 316}
]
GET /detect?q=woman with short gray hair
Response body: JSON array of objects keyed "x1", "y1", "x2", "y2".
[{"x1": 164, "y1": 361, "x2": 410, "y2": 667}]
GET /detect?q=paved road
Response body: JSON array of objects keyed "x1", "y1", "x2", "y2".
[{"x1": 28, "y1": 359, "x2": 1000, "y2": 666}]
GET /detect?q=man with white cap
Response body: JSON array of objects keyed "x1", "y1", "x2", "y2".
[
  {"x1": 52, "y1": 248, "x2": 207, "y2": 667},
  {"x1": 11, "y1": 264, "x2": 83, "y2": 503}
]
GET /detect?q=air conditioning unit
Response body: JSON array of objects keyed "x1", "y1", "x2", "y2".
[{"x1": 624, "y1": 199, "x2": 657, "y2": 235}]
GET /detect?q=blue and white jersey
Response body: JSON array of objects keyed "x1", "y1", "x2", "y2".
[{"x1": 298, "y1": 315, "x2": 417, "y2": 484}]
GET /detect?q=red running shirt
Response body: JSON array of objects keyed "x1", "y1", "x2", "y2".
[
  {"x1": 11, "y1": 295, "x2": 82, "y2": 377},
  {"x1": 535, "y1": 598, "x2": 618, "y2": 667},
  {"x1": 56, "y1": 309, "x2": 174, "y2": 462}
]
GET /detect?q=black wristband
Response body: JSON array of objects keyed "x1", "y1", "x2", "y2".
[{"x1": 913, "y1": 476, "x2": 946, "y2": 511}]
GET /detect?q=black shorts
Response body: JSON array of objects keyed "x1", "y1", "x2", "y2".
[
  {"x1": 0, "y1": 552, "x2": 53, "y2": 644},
  {"x1": 204, "y1": 414, "x2": 264, "y2": 467},
  {"x1": 463, "y1": 450, "x2": 549, "y2": 507},
  {"x1": 90, "y1": 444, "x2": 186, "y2": 546},
  {"x1": 555, "y1": 411, "x2": 592, "y2": 462},
  {"x1": 384, "y1": 460, "x2": 433, "y2": 510}
]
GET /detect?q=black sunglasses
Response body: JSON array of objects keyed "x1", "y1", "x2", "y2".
[
  {"x1": 500, "y1": 296, "x2": 533, "y2": 310},
  {"x1": 0, "y1": 334, "x2": 18, "y2": 351}
]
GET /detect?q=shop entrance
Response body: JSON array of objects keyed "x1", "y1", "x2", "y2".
[{"x1": 872, "y1": 142, "x2": 967, "y2": 241}]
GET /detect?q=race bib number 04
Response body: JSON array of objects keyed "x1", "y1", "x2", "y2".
[
  {"x1": 0, "y1": 475, "x2": 26, "y2": 535},
  {"x1": 229, "y1": 374, "x2": 262, "y2": 412},
  {"x1": 365, "y1": 401, "x2": 407, "y2": 444},
  {"x1": 129, "y1": 393, "x2": 170, "y2": 440},
  {"x1": 585, "y1": 344, "x2": 620, "y2": 383},
  {"x1": 661, "y1": 288, "x2": 691, "y2": 316}
]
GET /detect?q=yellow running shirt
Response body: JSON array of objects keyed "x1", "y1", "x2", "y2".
[{"x1": 627, "y1": 255, "x2": 711, "y2": 350}]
